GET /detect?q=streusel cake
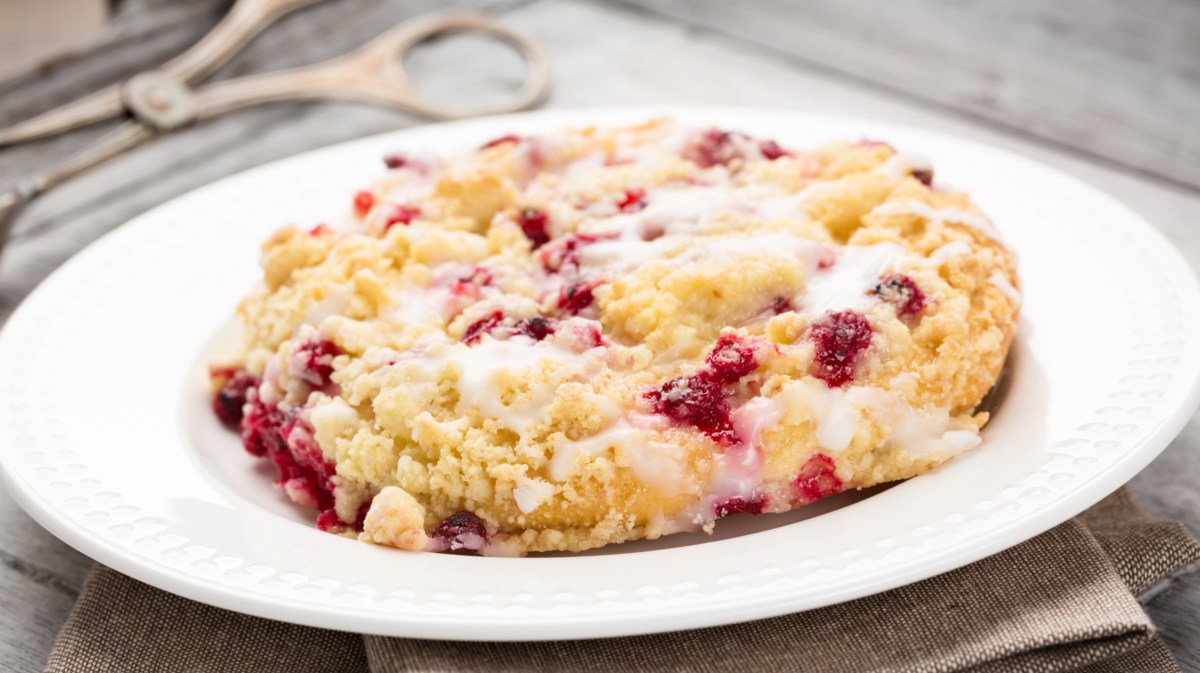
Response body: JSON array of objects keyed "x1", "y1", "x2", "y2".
[{"x1": 209, "y1": 119, "x2": 1019, "y2": 555}]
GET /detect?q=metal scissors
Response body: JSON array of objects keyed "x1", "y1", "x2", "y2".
[{"x1": 0, "y1": 0, "x2": 551, "y2": 256}]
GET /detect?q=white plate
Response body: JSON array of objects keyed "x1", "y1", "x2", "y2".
[{"x1": 3, "y1": 106, "x2": 1199, "y2": 640}]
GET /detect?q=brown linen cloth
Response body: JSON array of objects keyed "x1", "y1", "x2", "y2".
[{"x1": 43, "y1": 488, "x2": 1200, "y2": 673}]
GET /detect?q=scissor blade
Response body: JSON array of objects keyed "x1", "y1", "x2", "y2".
[{"x1": 0, "y1": 86, "x2": 124, "y2": 147}]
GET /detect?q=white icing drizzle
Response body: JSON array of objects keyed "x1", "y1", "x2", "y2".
[
  {"x1": 769, "y1": 379, "x2": 982, "y2": 460},
  {"x1": 730, "y1": 396, "x2": 783, "y2": 448},
  {"x1": 574, "y1": 212, "x2": 926, "y2": 324},
  {"x1": 925, "y1": 240, "x2": 973, "y2": 266},
  {"x1": 870, "y1": 199, "x2": 1003, "y2": 241},
  {"x1": 380, "y1": 178, "x2": 435, "y2": 206},
  {"x1": 575, "y1": 234, "x2": 683, "y2": 274},
  {"x1": 755, "y1": 180, "x2": 840, "y2": 220},
  {"x1": 550, "y1": 159, "x2": 963, "y2": 328},
  {"x1": 385, "y1": 262, "x2": 494, "y2": 327},
  {"x1": 619, "y1": 410, "x2": 696, "y2": 494},
  {"x1": 577, "y1": 228, "x2": 821, "y2": 278},
  {"x1": 777, "y1": 380, "x2": 880, "y2": 452},
  {"x1": 309, "y1": 397, "x2": 363, "y2": 450},
  {"x1": 393, "y1": 337, "x2": 606, "y2": 436},
  {"x1": 512, "y1": 476, "x2": 555, "y2": 513},
  {"x1": 626, "y1": 437, "x2": 695, "y2": 496},
  {"x1": 576, "y1": 223, "x2": 919, "y2": 323},
  {"x1": 457, "y1": 294, "x2": 540, "y2": 326},
  {"x1": 577, "y1": 180, "x2": 821, "y2": 249},
  {"x1": 455, "y1": 339, "x2": 600, "y2": 433},
  {"x1": 618, "y1": 186, "x2": 750, "y2": 235},
  {"x1": 875, "y1": 152, "x2": 933, "y2": 180},
  {"x1": 260, "y1": 355, "x2": 281, "y2": 392},
  {"x1": 548, "y1": 418, "x2": 695, "y2": 497},
  {"x1": 660, "y1": 396, "x2": 780, "y2": 534},
  {"x1": 675, "y1": 233, "x2": 817, "y2": 262},
  {"x1": 304, "y1": 283, "x2": 354, "y2": 326},
  {"x1": 548, "y1": 421, "x2": 641, "y2": 482},
  {"x1": 989, "y1": 271, "x2": 1022, "y2": 305},
  {"x1": 941, "y1": 430, "x2": 985, "y2": 454},
  {"x1": 700, "y1": 398, "x2": 779, "y2": 502},
  {"x1": 387, "y1": 286, "x2": 446, "y2": 325},
  {"x1": 322, "y1": 124, "x2": 1008, "y2": 536},
  {"x1": 801, "y1": 243, "x2": 905, "y2": 316},
  {"x1": 389, "y1": 262, "x2": 517, "y2": 325},
  {"x1": 707, "y1": 443, "x2": 763, "y2": 503},
  {"x1": 558, "y1": 151, "x2": 608, "y2": 189}
]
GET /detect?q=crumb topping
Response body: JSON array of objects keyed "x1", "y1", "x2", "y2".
[{"x1": 211, "y1": 119, "x2": 1020, "y2": 554}]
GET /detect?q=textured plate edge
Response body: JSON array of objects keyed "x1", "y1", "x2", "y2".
[{"x1": 2, "y1": 105, "x2": 1199, "y2": 639}]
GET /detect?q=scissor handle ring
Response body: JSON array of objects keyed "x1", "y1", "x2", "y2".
[{"x1": 366, "y1": 11, "x2": 552, "y2": 119}]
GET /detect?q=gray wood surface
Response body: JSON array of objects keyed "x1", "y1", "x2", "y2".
[
  {"x1": 619, "y1": 0, "x2": 1200, "y2": 192},
  {"x1": 1, "y1": 0, "x2": 1199, "y2": 671}
]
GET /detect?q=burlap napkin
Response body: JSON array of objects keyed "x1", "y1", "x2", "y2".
[{"x1": 42, "y1": 488, "x2": 1200, "y2": 673}]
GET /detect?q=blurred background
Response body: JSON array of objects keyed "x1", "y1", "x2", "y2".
[
  {"x1": 0, "y1": 0, "x2": 107, "y2": 81},
  {"x1": 1, "y1": 1, "x2": 1199, "y2": 671},
  {"x1": 2, "y1": 0, "x2": 1197, "y2": 186}
]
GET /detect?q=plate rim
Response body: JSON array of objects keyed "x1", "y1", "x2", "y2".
[{"x1": 3, "y1": 104, "x2": 1200, "y2": 640}]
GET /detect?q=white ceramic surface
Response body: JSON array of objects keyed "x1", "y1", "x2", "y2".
[{"x1": 3, "y1": 107, "x2": 1199, "y2": 640}]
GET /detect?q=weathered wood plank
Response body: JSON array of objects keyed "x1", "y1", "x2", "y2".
[
  {"x1": 0, "y1": 489, "x2": 92, "y2": 592},
  {"x1": 0, "y1": 552, "x2": 80, "y2": 673},
  {"x1": 1, "y1": 1, "x2": 1199, "y2": 671},
  {"x1": 0, "y1": 0, "x2": 106, "y2": 82},
  {"x1": 1138, "y1": 417, "x2": 1200, "y2": 672},
  {"x1": 0, "y1": 0, "x2": 232, "y2": 124},
  {"x1": 0, "y1": 0, "x2": 517, "y2": 324},
  {"x1": 1147, "y1": 569, "x2": 1200, "y2": 673},
  {"x1": 616, "y1": 0, "x2": 1200, "y2": 191}
]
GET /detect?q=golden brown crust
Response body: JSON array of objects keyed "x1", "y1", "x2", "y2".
[{"x1": 219, "y1": 120, "x2": 1019, "y2": 554}]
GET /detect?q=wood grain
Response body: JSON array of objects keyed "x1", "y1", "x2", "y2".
[
  {"x1": 1, "y1": 0, "x2": 1199, "y2": 671},
  {"x1": 0, "y1": 0, "x2": 107, "y2": 82},
  {"x1": 617, "y1": 0, "x2": 1200, "y2": 191},
  {"x1": 0, "y1": 560, "x2": 80, "y2": 673}
]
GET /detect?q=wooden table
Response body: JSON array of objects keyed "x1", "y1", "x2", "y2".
[{"x1": 2, "y1": 1, "x2": 1198, "y2": 670}]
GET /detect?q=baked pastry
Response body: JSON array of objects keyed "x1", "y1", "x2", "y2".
[{"x1": 209, "y1": 119, "x2": 1020, "y2": 555}]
